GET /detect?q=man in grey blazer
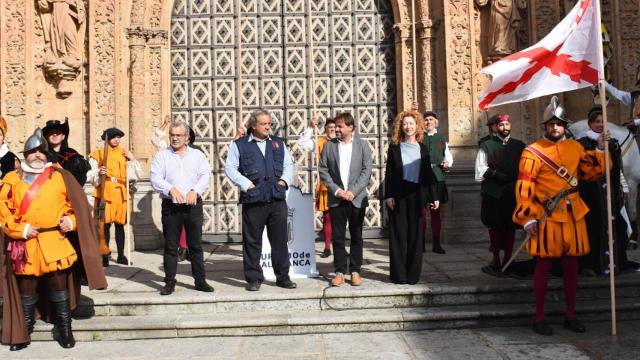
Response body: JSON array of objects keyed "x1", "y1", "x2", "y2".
[{"x1": 319, "y1": 112, "x2": 373, "y2": 286}]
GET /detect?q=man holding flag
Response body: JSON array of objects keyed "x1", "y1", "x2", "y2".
[
  {"x1": 479, "y1": 0, "x2": 620, "y2": 334},
  {"x1": 513, "y1": 97, "x2": 609, "y2": 335}
]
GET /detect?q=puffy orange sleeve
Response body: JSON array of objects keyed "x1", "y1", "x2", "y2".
[
  {"x1": 0, "y1": 174, "x2": 25, "y2": 239},
  {"x1": 513, "y1": 151, "x2": 542, "y2": 226},
  {"x1": 578, "y1": 149, "x2": 609, "y2": 182}
]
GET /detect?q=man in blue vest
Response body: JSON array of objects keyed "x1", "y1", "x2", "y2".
[{"x1": 225, "y1": 109, "x2": 297, "y2": 291}]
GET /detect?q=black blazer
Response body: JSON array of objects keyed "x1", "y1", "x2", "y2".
[{"x1": 384, "y1": 142, "x2": 438, "y2": 205}]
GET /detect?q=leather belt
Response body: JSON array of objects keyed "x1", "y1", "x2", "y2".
[
  {"x1": 526, "y1": 145, "x2": 578, "y2": 187},
  {"x1": 109, "y1": 177, "x2": 126, "y2": 185}
]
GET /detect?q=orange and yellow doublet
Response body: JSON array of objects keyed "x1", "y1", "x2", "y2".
[
  {"x1": 90, "y1": 146, "x2": 129, "y2": 225},
  {"x1": 0, "y1": 170, "x2": 77, "y2": 276},
  {"x1": 315, "y1": 136, "x2": 329, "y2": 212},
  {"x1": 513, "y1": 138, "x2": 608, "y2": 258}
]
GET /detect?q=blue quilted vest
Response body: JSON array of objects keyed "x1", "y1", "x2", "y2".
[{"x1": 235, "y1": 135, "x2": 286, "y2": 204}]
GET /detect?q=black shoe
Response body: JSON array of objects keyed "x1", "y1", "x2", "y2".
[
  {"x1": 245, "y1": 281, "x2": 262, "y2": 291},
  {"x1": 275, "y1": 279, "x2": 297, "y2": 289},
  {"x1": 116, "y1": 255, "x2": 129, "y2": 265},
  {"x1": 160, "y1": 280, "x2": 176, "y2": 296},
  {"x1": 432, "y1": 236, "x2": 446, "y2": 254},
  {"x1": 102, "y1": 255, "x2": 109, "y2": 267},
  {"x1": 9, "y1": 343, "x2": 28, "y2": 351},
  {"x1": 564, "y1": 318, "x2": 586, "y2": 333},
  {"x1": 194, "y1": 280, "x2": 214, "y2": 292},
  {"x1": 533, "y1": 320, "x2": 553, "y2": 336},
  {"x1": 320, "y1": 248, "x2": 332, "y2": 258},
  {"x1": 50, "y1": 290, "x2": 75, "y2": 348},
  {"x1": 178, "y1": 247, "x2": 188, "y2": 262}
]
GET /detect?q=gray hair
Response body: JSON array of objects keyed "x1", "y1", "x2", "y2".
[
  {"x1": 169, "y1": 120, "x2": 190, "y2": 135},
  {"x1": 247, "y1": 109, "x2": 271, "y2": 133}
]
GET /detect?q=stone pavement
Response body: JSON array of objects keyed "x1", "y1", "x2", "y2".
[
  {"x1": 1, "y1": 319, "x2": 638, "y2": 359},
  {"x1": 1, "y1": 238, "x2": 639, "y2": 357}
]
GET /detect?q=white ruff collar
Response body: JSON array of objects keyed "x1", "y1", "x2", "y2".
[
  {"x1": 0, "y1": 144, "x2": 8, "y2": 158},
  {"x1": 586, "y1": 129, "x2": 600, "y2": 141},
  {"x1": 21, "y1": 162, "x2": 52, "y2": 175}
]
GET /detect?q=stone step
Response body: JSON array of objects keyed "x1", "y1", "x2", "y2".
[
  {"x1": 74, "y1": 277, "x2": 640, "y2": 317},
  {"x1": 30, "y1": 297, "x2": 640, "y2": 341}
]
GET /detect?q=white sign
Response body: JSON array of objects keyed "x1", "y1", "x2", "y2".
[{"x1": 261, "y1": 187, "x2": 318, "y2": 279}]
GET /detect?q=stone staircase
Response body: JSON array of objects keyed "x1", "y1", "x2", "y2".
[{"x1": 25, "y1": 275, "x2": 640, "y2": 341}]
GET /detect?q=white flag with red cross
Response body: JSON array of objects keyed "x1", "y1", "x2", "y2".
[{"x1": 478, "y1": 0, "x2": 603, "y2": 110}]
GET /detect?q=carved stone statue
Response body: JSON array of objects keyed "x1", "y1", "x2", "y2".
[
  {"x1": 475, "y1": 0, "x2": 527, "y2": 62},
  {"x1": 37, "y1": 0, "x2": 86, "y2": 98}
]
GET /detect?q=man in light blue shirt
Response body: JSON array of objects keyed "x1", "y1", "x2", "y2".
[
  {"x1": 150, "y1": 121, "x2": 213, "y2": 295},
  {"x1": 225, "y1": 109, "x2": 297, "y2": 291}
]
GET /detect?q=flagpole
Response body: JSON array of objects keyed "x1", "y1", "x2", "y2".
[
  {"x1": 236, "y1": 0, "x2": 243, "y2": 130},
  {"x1": 307, "y1": 0, "x2": 319, "y2": 163},
  {"x1": 411, "y1": 0, "x2": 418, "y2": 106},
  {"x1": 594, "y1": 0, "x2": 617, "y2": 336}
]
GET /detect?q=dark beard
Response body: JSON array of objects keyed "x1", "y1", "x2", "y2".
[
  {"x1": 498, "y1": 129, "x2": 510, "y2": 138},
  {"x1": 545, "y1": 132, "x2": 564, "y2": 142}
]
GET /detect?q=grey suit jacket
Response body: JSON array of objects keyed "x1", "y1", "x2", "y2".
[{"x1": 318, "y1": 136, "x2": 373, "y2": 209}]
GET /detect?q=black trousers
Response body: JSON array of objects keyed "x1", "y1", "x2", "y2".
[
  {"x1": 242, "y1": 200, "x2": 291, "y2": 283},
  {"x1": 329, "y1": 201, "x2": 366, "y2": 274},
  {"x1": 388, "y1": 183, "x2": 423, "y2": 284},
  {"x1": 104, "y1": 223, "x2": 124, "y2": 256},
  {"x1": 161, "y1": 199, "x2": 206, "y2": 283}
]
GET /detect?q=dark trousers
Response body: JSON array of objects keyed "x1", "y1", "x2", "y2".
[
  {"x1": 161, "y1": 199, "x2": 206, "y2": 283},
  {"x1": 329, "y1": 201, "x2": 366, "y2": 274},
  {"x1": 388, "y1": 183, "x2": 423, "y2": 284},
  {"x1": 104, "y1": 223, "x2": 125, "y2": 256},
  {"x1": 242, "y1": 200, "x2": 291, "y2": 283}
]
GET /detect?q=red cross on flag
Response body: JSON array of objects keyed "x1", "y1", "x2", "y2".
[{"x1": 478, "y1": 0, "x2": 603, "y2": 110}]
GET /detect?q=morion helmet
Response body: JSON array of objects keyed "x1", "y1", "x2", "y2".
[
  {"x1": 542, "y1": 96, "x2": 571, "y2": 124},
  {"x1": 23, "y1": 128, "x2": 49, "y2": 154}
]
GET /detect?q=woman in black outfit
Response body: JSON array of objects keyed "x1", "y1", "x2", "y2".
[
  {"x1": 0, "y1": 116, "x2": 19, "y2": 179},
  {"x1": 384, "y1": 110, "x2": 439, "y2": 284}
]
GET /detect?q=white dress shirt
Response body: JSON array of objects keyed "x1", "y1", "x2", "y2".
[{"x1": 338, "y1": 138, "x2": 353, "y2": 193}]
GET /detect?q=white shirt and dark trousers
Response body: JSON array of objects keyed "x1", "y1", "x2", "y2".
[
  {"x1": 151, "y1": 146, "x2": 212, "y2": 294},
  {"x1": 319, "y1": 136, "x2": 373, "y2": 277}
]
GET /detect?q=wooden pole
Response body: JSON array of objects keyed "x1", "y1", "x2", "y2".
[
  {"x1": 125, "y1": 167, "x2": 132, "y2": 266},
  {"x1": 307, "y1": 0, "x2": 317, "y2": 119},
  {"x1": 595, "y1": 0, "x2": 617, "y2": 336},
  {"x1": 410, "y1": 0, "x2": 418, "y2": 105},
  {"x1": 306, "y1": 0, "x2": 320, "y2": 164},
  {"x1": 236, "y1": 0, "x2": 243, "y2": 129}
]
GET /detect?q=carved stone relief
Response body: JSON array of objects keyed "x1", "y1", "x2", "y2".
[
  {"x1": 89, "y1": 0, "x2": 117, "y2": 148},
  {"x1": 444, "y1": 0, "x2": 476, "y2": 153},
  {"x1": 1, "y1": 1, "x2": 28, "y2": 147},
  {"x1": 474, "y1": 0, "x2": 526, "y2": 63},
  {"x1": 36, "y1": 0, "x2": 86, "y2": 98}
]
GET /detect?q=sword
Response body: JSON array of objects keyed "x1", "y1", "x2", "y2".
[{"x1": 501, "y1": 188, "x2": 572, "y2": 272}]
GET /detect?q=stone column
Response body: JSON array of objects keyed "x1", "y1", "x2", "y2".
[
  {"x1": 145, "y1": 30, "x2": 168, "y2": 166},
  {"x1": 127, "y1": 27, "x2": 148, "y2": 168},
  {"x1": 416, "y1": 19, "x2": 440, "y2": 113},
  {"x1": 393, "y1": 23, "x2": 414, "y2": 111}
]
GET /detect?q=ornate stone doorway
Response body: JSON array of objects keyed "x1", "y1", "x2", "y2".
[{"x1": 170, "y1": 0, "x2": 397, "y2": 238}]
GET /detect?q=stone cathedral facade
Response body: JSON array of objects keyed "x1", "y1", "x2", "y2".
[{"x1": 1, "y1": 1, "x2": 639, "y2": 249}]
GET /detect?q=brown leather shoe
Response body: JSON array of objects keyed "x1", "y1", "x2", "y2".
[
  {"x1": 350, "y1": 272, "x2": 363, "y2": 286},
  {"x1": 331, "y1": 273, "x2": 345, "y2": 286}
]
